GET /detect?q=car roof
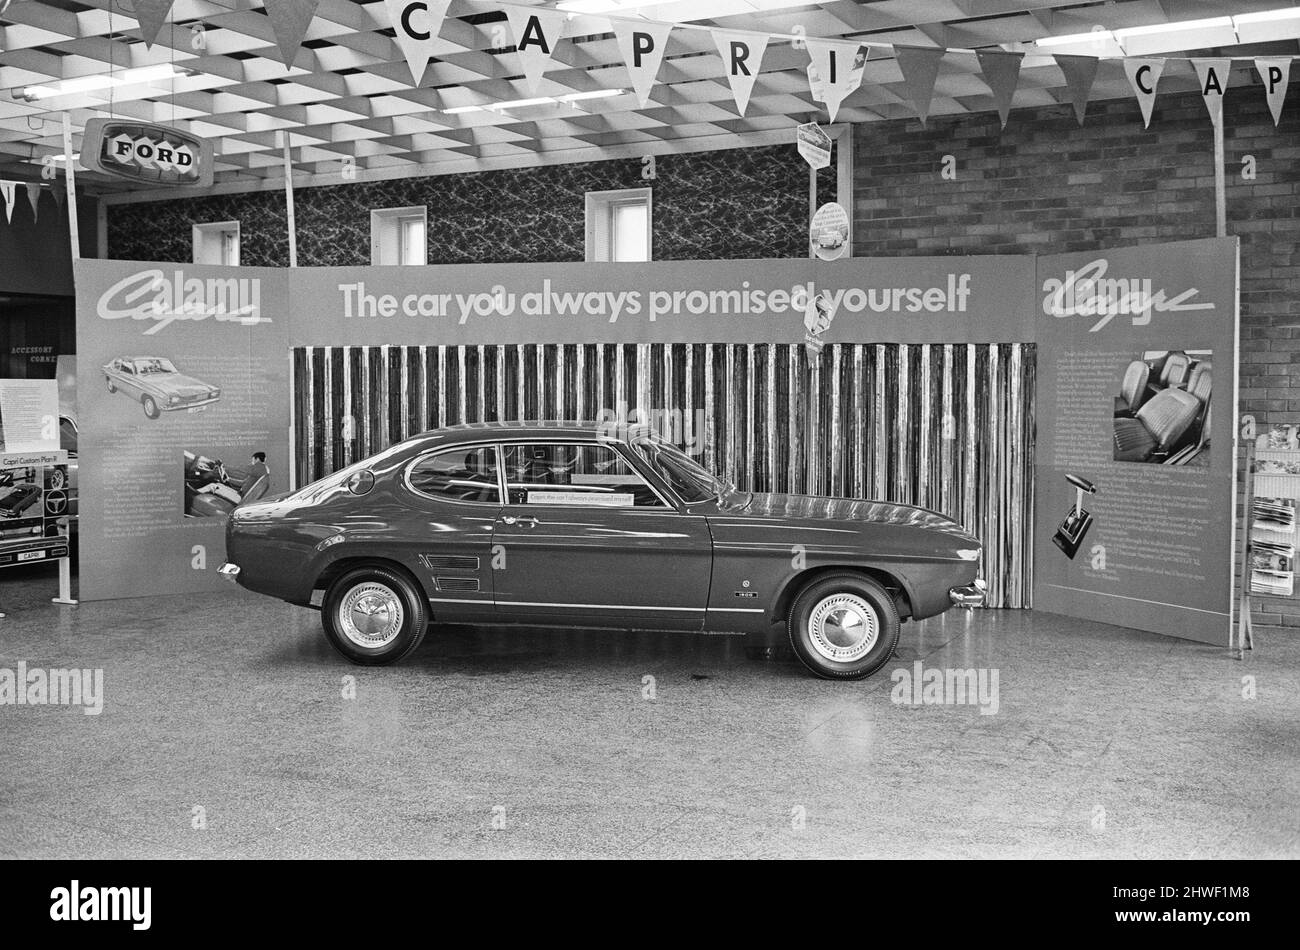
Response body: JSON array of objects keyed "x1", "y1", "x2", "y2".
[{"x1": 411, "y1": 420, "x2": 653, "y2": 445}]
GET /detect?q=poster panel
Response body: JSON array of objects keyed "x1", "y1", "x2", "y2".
[
  {"x1": 1033, "y1": 238, "x2": 1240, "y2": 644},
  {"x1": 0, "y1": 378, "x2": 70, "y2": 568},
  {"x1": 72, "y1": 261, "x2": 290, "y2": 601}
]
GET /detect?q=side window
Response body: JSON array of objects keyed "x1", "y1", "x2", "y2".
[
  {"x1": 121, "y1": 361, "x2": 134, "y2": 375},
  {"x1": 502, "y1": 443, "x2": 664, "y2": 508},
  {"x1": 407, "y1": 446, "x2": 500, "y2": 504}
]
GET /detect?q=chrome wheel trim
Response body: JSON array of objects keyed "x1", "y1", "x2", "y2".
[
  {"x1": 807, "y1": 592, "x2": 879, "y2": 663},
  {"x1": 338, "y1": 582, "x2": 404, "y2": 649}
]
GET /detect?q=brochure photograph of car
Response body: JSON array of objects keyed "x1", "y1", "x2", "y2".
[{"x1": 103, "y1": 355, "x2": 221, "y2": 420}]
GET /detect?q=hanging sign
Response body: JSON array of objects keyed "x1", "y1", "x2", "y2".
[
  {"x1": 1192, "y1": 58, "x2": 1232, "y2": 128},
  {"x1": 894, "y1": 45, "x2": 946, "y2": 126},
  {"x1": 384, "y1": 0, "x2": 453, "y2": 85},
  {"x1": 810, "y1": 201, "x2": 850, "y2": 261},
  {"x1": 1123, "y1": 58, "x2": 1165, "y2": 128},
  {"x1": 1255, "y1": 57, "x2": 1291, "y2": 126},
  {"x1": 712, "y1": 30, "x2": 769, "y2": 116},
  {"x1": 80, "y1": 119, "x2": 214, "y2": 187},
  {"x1": 504, "y1": 5, "x2": 569, "y2": 95},
  {"x1": 612, "y1": 20, "x2": 673, "y2": 109},
  {"x1": 796, "y1": 122, "x2": 832, "y2": 170},
  {"x1": 804, "y1": 39, "x2": 866, "y2": 123}
]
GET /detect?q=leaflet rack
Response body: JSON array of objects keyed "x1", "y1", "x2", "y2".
[{"x1": 1235, "y1": 441, "x2": 1300, "y2": 659}]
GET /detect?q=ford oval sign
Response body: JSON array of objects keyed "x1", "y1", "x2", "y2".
[{"x1": 80, "y1": 119, "x2": 214, "y2": 188}]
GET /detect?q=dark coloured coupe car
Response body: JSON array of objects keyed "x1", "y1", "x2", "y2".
[{"x1": 222, "y1": 422, "x2": 984, "y2": 680}]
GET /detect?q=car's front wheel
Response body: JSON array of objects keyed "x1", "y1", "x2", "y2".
[
  {"x1": 321, "y1": 565, "x2": 428, "y2": 665},
  {"x1": 142, "y1": 396, "x2": 159, "y2": 419},
  {"x1": 787, "y1": 573, "x2": 900, "y2": 680},
  {"x1": 105, "y1": 377, "x2": 116, "y2": 393}
]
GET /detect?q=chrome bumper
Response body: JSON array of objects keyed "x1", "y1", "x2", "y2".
[
  {"x1": 218, "y1": 562, "x2": 241, "y2": 583},
  {"x1": 949, "y1": 578, "x2": 986, "y2": 608},
  {"x1": 162, "y1": 395, "x2": 220, "y2": 411}
]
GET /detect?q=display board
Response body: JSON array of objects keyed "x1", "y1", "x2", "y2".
[
  {"x1": 72, "y1": 263, "x2": 289, "y2": 601},
  {"x1": 1032, "y1": 238, "x2": 1240, "y2": 645},
  {"x1": 75, "y1": 245, "x2": 1239, "y2": 638},
  {"x1": 0, "y1": 379, "x2": 70, "y2": 570}
]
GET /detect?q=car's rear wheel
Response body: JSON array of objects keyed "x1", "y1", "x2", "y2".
[
  {"x1": 142, "y1": 396, "x2": 159, "y2": 419},
  {"x1": 322, "y1": 565, "x2": 428, "y2": 665},
  {"x1": 787, "y1": 573, "x2": 900, "y2": 680}
]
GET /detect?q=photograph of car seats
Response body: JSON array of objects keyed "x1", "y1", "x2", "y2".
[
  {"x1": 1053, "y1": 474, "x2": 1098, "y2": 560},
  {"x1": 1112, "y1": 350, "x2": 1212, "y2": 465}
]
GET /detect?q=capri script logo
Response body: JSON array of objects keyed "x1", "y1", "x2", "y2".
[
  {"x1": 97, "y1": 268, "x2": 267, "y2": 335},
  {"x1": 1041, "y1": 258, "x2": 1214, "y2": 331}
]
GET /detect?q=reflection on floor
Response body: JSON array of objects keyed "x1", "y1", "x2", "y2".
[{"x1": 1, "y1": 563, "x2": 1295, "y2": 859}]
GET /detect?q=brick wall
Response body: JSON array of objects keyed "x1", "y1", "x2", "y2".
[{"x1": 851, "y1": 86, "x2": 1299, "y2": 632}]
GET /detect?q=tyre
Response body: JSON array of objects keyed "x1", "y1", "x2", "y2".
[
  {"x1": 105, "y1": 377, "x2": 116, "y2": 393},
  {"x1": 787, "y1": 573, "x2": 900, "y2": 680},
  {"x1": 321, "y1": 565, "x2": 428, "y2": 666},
  {"x1": 142, "y1": 396, "x2": 159, "y2": 419}
]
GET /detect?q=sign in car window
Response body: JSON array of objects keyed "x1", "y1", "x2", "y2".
[{"x1": 525, "y1": 491, "x2": 636, "y2": 507}]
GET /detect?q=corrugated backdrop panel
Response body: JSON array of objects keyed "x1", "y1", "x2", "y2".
[{"x1": 291, "y1": 343, "x2": 1035, "y2": 608}]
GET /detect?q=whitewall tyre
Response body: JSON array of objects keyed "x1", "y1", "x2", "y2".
[
  {"x1": 322, "y1": 565, "x2": 428, "y2": 665},
  {"x1": 787, "y1": 573, "x2": 900, "y2": 680}
]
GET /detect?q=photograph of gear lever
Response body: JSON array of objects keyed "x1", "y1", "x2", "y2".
[{"x1": 1052, "y1": 474, "x2": 1098, "y2": 560}]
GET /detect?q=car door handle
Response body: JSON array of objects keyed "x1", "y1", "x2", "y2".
[{"x1": 501, "y1": 515, "x2": 539, "y2": 528}]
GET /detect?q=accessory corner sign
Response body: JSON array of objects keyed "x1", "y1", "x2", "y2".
[{"x1": 80, "y1": 119, "x2": 213, "y2": 188}]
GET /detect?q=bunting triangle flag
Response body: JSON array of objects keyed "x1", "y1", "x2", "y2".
[
  {"x1": 0, "y1": 181, "x2": 15, "y2": 224},
  {"x1": 1255, "y1": 57, "x2": 1291, "y2": 126},
  {"x1": 975, "y1": 49, "x2": 1022, "y2": 128},
  {"x1": 712, "y1": 30, "x2": 769, "y2": 116},
  {"x1": 504, "y1": 5, "x2": 569, "y2": 95},
  {"x1": 133, "y1": 0, "x2": 177, "y2": 49},
  {"x1": 612, "y1": 19, "x2": 673, "y2": 109},
  {"x1": 384, "y1": 0, "x2": 452, "y2": 85},
  {"x1": 265, "y1": 0, "x2": 321, "y2": 68},
  {"x1": 53, "y1": 184, "x2": 65, "y2": 210},
  {"x1": 1054, "y1": 54, "x2": 1098, "y2": 125},
  {"x1": 893, "y1": 45, "x2": 945, "y2": 125},
  {"x1": 1123, "y1": 58, "x2": 1165, "y2": 128},
  {"x1": 1192, "y1": 58, "x2": 1232, "y2": 128},
  {"x1": 25, "y1": 182, "x2": 40, "y2": 221},
  {"x1": 804, "y1": 39, "x2": 867, "y2": 123}
]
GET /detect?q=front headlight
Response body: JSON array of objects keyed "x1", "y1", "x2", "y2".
[
  {"x1": 956, "y1": 548, "x2": 981, "y2": 561},
  {"x1": 169, "y1": 394, "x2": 180, "y2": 404}
]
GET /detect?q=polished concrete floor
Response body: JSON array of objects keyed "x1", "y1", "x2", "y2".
[{"x1": 1, "y1": 562, "x2": 1296, "y2": 859}]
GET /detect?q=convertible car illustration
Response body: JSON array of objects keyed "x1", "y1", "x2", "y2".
[
  {"x1": 103, "y1": 356, "x2": 221, "y2": 419},
  {"x1": 222, "y1": 421, "x2": 985, "y2": 680}
]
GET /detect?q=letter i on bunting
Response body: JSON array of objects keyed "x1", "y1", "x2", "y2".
[
  {"x1": 712, "y1": 30, "x2": 770, "y2": 116},
  {"x1": 1123, "y1": 58, "x2": 1165, "y2": 128},
  {"x1": 1255, "y1": 57, "x2": 1291, "y2": 125},
  {"x1": 385, "y1": 0, "x2": 452, "y2": 84},
  {"x1": 804, "y1": 39, "x2": 867, "y2": 123},
  {"x1": 505, "y1": 6, "x2": 569, "y2": 95},
  {"x1": 0, "y1": 181, "x2": 15, "y2": 224},
  {"x1": 613, "y1": 20, "x2": 673, "y2": 108}
]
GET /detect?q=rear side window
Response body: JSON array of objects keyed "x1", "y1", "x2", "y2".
[{"x1": 407, "y1": 446, "x2": 501, "y2": 504}]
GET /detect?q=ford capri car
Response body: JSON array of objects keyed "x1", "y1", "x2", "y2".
[
  {"x1": 103, "y1": 356, "x2": 221, "y2": 420},
  {"x1": 222, "y1": 422, "x2": 985, "y2": 680}
]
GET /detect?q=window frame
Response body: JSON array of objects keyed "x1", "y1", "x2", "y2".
[
  {"x1": 500, "y1": 439, "x2": 673, "y2": 510},
  {"x1": 402, "y1": 443, "x2": 505, "y2": 507},
  {"x1": 371, "y1": 205, "x2": 428, "y2": 266},
  {"x1": 192, "y1": 220, "x2": 240, "y2": 266},
  {"x1": 585, "y1": 188, "x2": 652, "y2": 263}
]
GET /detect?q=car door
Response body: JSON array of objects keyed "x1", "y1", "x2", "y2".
[
  {"x1": 400, "y1": 443, "x2": 503, "y2": 621},
  {"x1": 490, "y1": 440, "x2": 712, "y2": 629}
]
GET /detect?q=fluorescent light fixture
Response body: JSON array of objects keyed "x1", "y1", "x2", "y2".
[
  {"x1": 556, "y1": 0, "x2": 637, "y2": 12},
  {"x1": 16, "y1": 63, "x2": 192, "y2": 102},
  {"x1": 443, "y1": 88, "x2": 625, "y2": 115},
  {"x1": 1236, "y1": 7, "x2": 1300, "y2": 43},
  {"x1": 51, "y1": 153, "x2": 80, "y2": 162}
]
